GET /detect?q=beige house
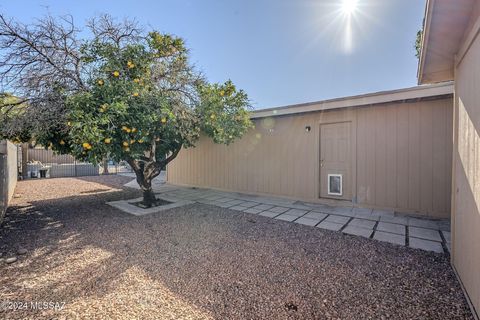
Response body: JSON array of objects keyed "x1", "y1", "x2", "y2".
[
  {"x1": 418, "y1": 0, "x2": 480, "y2": 316},
  {"x1": 169, "y1": 84, "x2": 454, "y2": 218},
  {"x1": 168, "y1": 0, "x2": 480, "y2": 316}
]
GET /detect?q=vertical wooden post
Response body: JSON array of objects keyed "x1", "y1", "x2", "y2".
[
  {"x1": 103, "y1": 158, "x2": 109, "y2": 175},
  {"x1": 21, "y1": 143, "x2": 28, "y2": 179}
]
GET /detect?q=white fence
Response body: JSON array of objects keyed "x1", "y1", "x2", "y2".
[{"x1": 0, "y1": 140, "x2": 18, "y2": 223}]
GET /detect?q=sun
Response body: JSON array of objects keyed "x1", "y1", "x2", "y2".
[{"x1": 342, "y1": 0, "x2": 358, "y2": 15}]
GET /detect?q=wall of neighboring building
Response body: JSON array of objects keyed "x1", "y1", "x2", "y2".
[
  {"x1": 168, "y1": 96, "x2": 453, "y2": 217},
  {"x1": 0, "y1": 140, "x2": 18, "y2": 223},
  {"x1": 452, "y1": 10, "x2": 480, "y2": 316},
  {"x1": 6, "y1": 141, "x2": 17, "y2": 201}
]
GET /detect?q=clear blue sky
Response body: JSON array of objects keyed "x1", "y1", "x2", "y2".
[{"x1": 0, "y1": 0, "x2": 425, "y2": 109}]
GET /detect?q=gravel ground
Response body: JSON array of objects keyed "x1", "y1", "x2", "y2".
[{"x1": 0, "y1": 176, "x2": 473, "y2": 319}]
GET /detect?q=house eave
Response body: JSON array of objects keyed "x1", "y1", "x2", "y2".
[
  {"x1": 417, "y1": 0, "x2": 476, "y2": 84},
  {"x1": 417, "y1": 0, "x2": 434, "y2": 85}
]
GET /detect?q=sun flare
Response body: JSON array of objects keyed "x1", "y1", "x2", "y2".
[{"x1": 342, "y1": 0, "x2": 358, "y2": 15}]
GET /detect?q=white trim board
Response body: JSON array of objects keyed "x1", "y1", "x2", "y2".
[{"x1": 251, "y1": 82, "x2": 453, "y2": 119}]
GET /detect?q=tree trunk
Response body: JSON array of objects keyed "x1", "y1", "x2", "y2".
[
  {"x1": 137, "y1": 173, "x2": 157, "y2": 207},
  {"x1": 126, "y1": 147, "x2": 182, "y2": 208},
  {"x1": 142, "y1": 188, "x2": 157, "y2": 207}
]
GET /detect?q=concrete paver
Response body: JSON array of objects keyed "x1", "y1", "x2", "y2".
[
  {"x1": 284, "y1": 208, "x2": 309, "y2": 217},
  {"x1": 352, "y1": 207, "x2": 373, "y2": 215},
  {"x1": 441, "y1": 231, "x2": 451, "y2": 244},
  {"x1": 243, "y1": 208, "x2": 264, "y2": 214},
  {"x1": 229, "y1": 205, "x2": 247, "y2": 211},
  {"x1": 325, "y1": 215, "x2": 350, "y2": 224},
  {"x1": 317, "y1": 221, "x2": 344, "y2": 231},
  {"x1": 125, "y1": 179, "x2": 451, "y2": 254},
  {"x1": 259, "y1": 211, "x2": 281, "y2": 218},
  {"x1": 269, "y1": 206, "x2": 291, "y2": 214},
  {"x1": 372, "y1": 209, "x2": 395, "y2": 217},
  {"x1": 343, "y1": 226, "x2": 373, "y2": 238},
  {"x1": 295, "y1": 217, "x2": 321, "y2": 226},
  {"x1": 303, "y1": 211, "x2": 328, "y2": 221},
  {"x1": 373, "y1": 231, "x2": 405, "y2": 246},
  {"x1": 354, "y1": 212, "x2": 380, "y2": 221},
  {"x1": 347, "y1": 218, "x2": 376, "y2": 230},
  {"x1": 409, "y1": 237, "x2": 444, "y2": 253},
  {"x1": 238, "y1": 201, "x2": 260, "y2": 208},
  {"x1": 251, "y1": 204, "x2": 274, "y2": 211},
  {"x1": 379, "y1": 215, "x2": 409, "y2": 225},
  {"x1": 409, "y1": 227, "x2": 442, "y2": 242},
  {"x1": 332, "y1": 207, "x2": 355, "y2": 217},
  {"x1": 377, "y1": 222, "x2": 406, "y2": 235},
  {"x1": 275, "y1": 214, "x2": 298, "y2": 222},
  {"x1": 408, "y1": 218, "x2": 439, "y2": 230}
]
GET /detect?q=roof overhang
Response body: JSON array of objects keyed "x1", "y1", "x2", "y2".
[
  {"x1": 252, "y1": 82, "x2": 453, "y2": 119},
  {"x1": 418, "y1": 0, "x2": 476, "y2": 84}
]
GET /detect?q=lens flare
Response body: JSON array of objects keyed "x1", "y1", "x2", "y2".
[{"x1": 342, "y1": 0, "x2": 358, "y2": 15}]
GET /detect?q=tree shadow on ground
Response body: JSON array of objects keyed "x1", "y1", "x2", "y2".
[{"x1": 0, "y1": 176, "x2": 474, "y2": 319}]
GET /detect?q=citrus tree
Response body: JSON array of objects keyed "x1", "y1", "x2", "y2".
[{"x1": 0, "y1": 14, "x2": 252, "y2": 206}]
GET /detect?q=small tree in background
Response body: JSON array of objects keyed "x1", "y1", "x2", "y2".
[
  {"x1": 415, "y1": 29, "x2": 423, "y2": 59},
  {"x1": 0, "y1": 14, "x2": 252, "y2": 206},
  {"x1": 414, "y1": 18, "x2": 425, "y2": 59},
  {"x1": 0, "y1": 93, "x2": 29, "y2": 141}
]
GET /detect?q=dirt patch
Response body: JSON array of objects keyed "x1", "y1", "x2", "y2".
[{"x1": 0, "y1": 176, "x2": 473, "y2": 319}]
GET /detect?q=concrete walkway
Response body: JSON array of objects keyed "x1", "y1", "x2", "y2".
[{"x1": 122, "y1": 175, "x2": 451, "y2": 254}]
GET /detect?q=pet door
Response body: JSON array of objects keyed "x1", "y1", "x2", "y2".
[{"x1": 327, "y1": 174, "x2": 342, "y2": 196}]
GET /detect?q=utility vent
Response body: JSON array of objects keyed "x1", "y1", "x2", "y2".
[{"x1": 328, "y1": 174, "x2": 342, "y2": 196}]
